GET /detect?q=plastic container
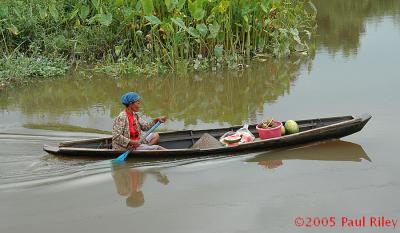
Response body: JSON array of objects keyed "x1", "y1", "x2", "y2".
[{"x1": 256, "y1": 120, "x2": 283, "y2": 140}]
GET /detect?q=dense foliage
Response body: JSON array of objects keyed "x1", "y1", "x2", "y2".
[{"x1": 0, "y1": 0, "x2": 316, "y2": 82}]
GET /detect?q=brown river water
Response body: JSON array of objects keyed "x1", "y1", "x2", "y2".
[{"x1": 1, "y1": 1, "x2": 400, "y2": 232}]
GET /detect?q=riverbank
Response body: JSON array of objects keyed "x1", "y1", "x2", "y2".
[{"x1": 0, "y1": 0, "x2": 316, "y2": 88}]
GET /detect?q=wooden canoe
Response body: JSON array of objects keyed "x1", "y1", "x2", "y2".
[{"x1": 43, "y1": 114, "x2": 371, "y2": 159}]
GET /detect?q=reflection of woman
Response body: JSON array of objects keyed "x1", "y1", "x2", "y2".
[{"x1": 111, "y1": 164, "x2": 169, "y2": 208}]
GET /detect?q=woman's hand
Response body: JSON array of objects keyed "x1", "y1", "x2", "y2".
[
  {"x1": 129, "y1": 140, "x2": 140, "y2": 148},
  {"x1": 154, "y1": 116, "x2": 167, "y2": 123}
]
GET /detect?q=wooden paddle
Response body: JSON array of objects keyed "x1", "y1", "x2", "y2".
[{"x1": 112, "y1": 121, "x2": 162, "y2": 163}]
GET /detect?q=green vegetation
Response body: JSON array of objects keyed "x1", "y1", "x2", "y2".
[
  {"x1": 0, "y1": 55, "x2": 69, "y2": 87},
  {"x1": 0, "y1": 0, "x2": 316, "y2": 83}
]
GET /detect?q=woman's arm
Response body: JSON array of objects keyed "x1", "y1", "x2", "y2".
[
  {"x1": 136, "y1": 114, "x2": 167, "y2": 131},
  {"x1": 135, "y1": 113, "x2": 154, "y2": 131}
]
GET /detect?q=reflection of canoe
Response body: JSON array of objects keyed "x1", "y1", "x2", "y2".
[
  {"x1": 43, "y1": 114, "x2": 371, "y2": 158},
  {"x1": 246, "y1": 140, "x2": 371, "y2": 163}
]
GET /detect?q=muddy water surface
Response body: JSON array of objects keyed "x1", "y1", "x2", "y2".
[{"x1": 1, "y1": 1, "x2": 400, "y2": 232}]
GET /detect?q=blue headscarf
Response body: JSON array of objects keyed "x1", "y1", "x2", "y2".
[{"x1": 121, "y1": 92, "x2": 141, "y2": 106}]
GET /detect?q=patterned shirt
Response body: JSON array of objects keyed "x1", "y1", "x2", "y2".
[{"x1": 112, "y1": 110, "x2": 155, "y2": 150}]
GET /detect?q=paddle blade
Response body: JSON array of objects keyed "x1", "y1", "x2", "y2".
[{"x1": 113, "y1": 150, "x2": 129, "y2": 163}]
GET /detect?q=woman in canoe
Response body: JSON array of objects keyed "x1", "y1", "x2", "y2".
[{"x1": 112, "y1": 92, "x2": 167, "y2": 150}]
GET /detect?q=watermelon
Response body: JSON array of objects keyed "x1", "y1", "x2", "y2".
[
  {"x1": 224, "y1": 135, "x2": 241, "y2": 143},
  {"x1": 241, "y1": 134, "x2": 254, "y2": 143},
  {"x1": 227, "y1": 142, "x2": 240, "y2": 147}
]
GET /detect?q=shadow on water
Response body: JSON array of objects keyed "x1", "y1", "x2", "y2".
[
  {"x1": 110, "y1": 139, "x2": 370, "y2": 208},
  {"x1": 246, "y1": 140, "x2": 371, "y2": 170}
]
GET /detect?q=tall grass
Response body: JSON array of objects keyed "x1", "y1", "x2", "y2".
[{"x1": 0, "y1": 0, "x2": 316, "y2": 77}]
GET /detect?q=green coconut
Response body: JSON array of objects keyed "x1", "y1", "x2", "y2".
[{"x1": 284, "y1": 120, "x2": 299, "y2": 134}]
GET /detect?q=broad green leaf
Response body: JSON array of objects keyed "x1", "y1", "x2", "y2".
[
  {"x1": 75, "y1": 18, "x2": 81, "y2": 26},
  {"x1": 165, "y1": 0, "x2": 172, "y2": 12},
  {"x1": 177, "y1": 0, "x2": 186, "y2": 11},
  {"x1": 241, "y1": 5, "x2": 254, "y2": 16},
  {"x1": 145, "y1": 15, "x2": 161, "y2": 25},
  {"x1": 260, "y1": 0, "x2": 270, "y2": 14},
  {"x1": 49, "y1": 4, "x2": 59, "y2": 21},
  {"x1": 216, "y1": 31, "x2": 225, "y2": 42},
  {"x1": 115, "y1": 0, "x2": 124, "y2": 7},
  {"x1": 39, "y1": 6, "x2": 48, "y2": 19},
  {"x1": 217, "y1": 0, "x2": 229, "y2": 14},
  {"x1": 188, "y1": 0, "x2": 195, "y2": 16},
  {"x1": 173, "y1": 31, "x2": 185, "y2": 44},
  {"x1": 7, "y1": 25, "x2": 19, "y2": 36},
  {"x1": 208, "y1": 22, "x2": 220, "y2": 39},
  {"x1": 214, "y1": 44, "x2": 223, "y2": 58},
  {"x1": 13, "y1": 8, "x2": 22, "y2": 20},
  {"x1": 135, "y1": 1, "x2": 142, "y2": 12},
  {"x1": 188, "y1": 27, "x2": 200, "y2": 38},
  {"x1": 196, "y1": 23, "x2": 208, "y2": 37},
  {"x1": 80, "y1": 5, "x2": 90, "y2": 20},
  {"x1": 122, "y1": 7, "x2": 134, "y2": 21},
  {"x1": 100, "y1": 13, "x2": 113, "y2": 26},
  {"x1": 140, "y1": 0, "x2": 154, "y2": 15},
  {"x1": 162, "y1": 22, "x2": 174, "y2": 33},
  {"x1": 91, "y1": 13, "x2": 113, "y2": 26},
  {"x1": 0, "y1": 6, "x2": 9, "y2": 18},
  {"x1": 188, "y1": 0, "x2": 205, "y2": 20},
  {"x1": 243, "y1": 15, "x2": 248, "y2": 24},
  {"x1": 54, "y1": 35, "x2": 66, "y2": 49},
  {"x1": 171, "y1": 17, "x2": 187, "y2": 30},
  {"x1": 69, "y1": 8, "x2": 79, "y2": 20},
  {"x1": 115, "y1": 45, "x2": 123, "y2": 56},
  {"x1": 165, "y1": 0, "x2": 177, "y2": 12},
  {"x1": 91, "y1": 0, "x2": 100, "y2": 10}
]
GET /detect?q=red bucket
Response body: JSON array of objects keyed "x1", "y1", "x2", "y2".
[{"x1": 256, "y1": 120, "x2": 282, "y2": 140}]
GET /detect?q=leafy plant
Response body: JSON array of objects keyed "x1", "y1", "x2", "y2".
[{"x1": 0, "y1": 0, "x2": 317, "y2": 82}]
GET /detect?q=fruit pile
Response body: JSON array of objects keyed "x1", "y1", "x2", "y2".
[
  {"x1": 257, "y1": 117, "x2": 300, "y2": 136},
  {"x1": 220, "y1": 128, "x2": 255, "y2": 147},
  {"x1": 258, "y1": 118, "x2": 279, "y2": 129},
  {"x1": 283, "y1": 120, "x2": 299, "y2": 135}
]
